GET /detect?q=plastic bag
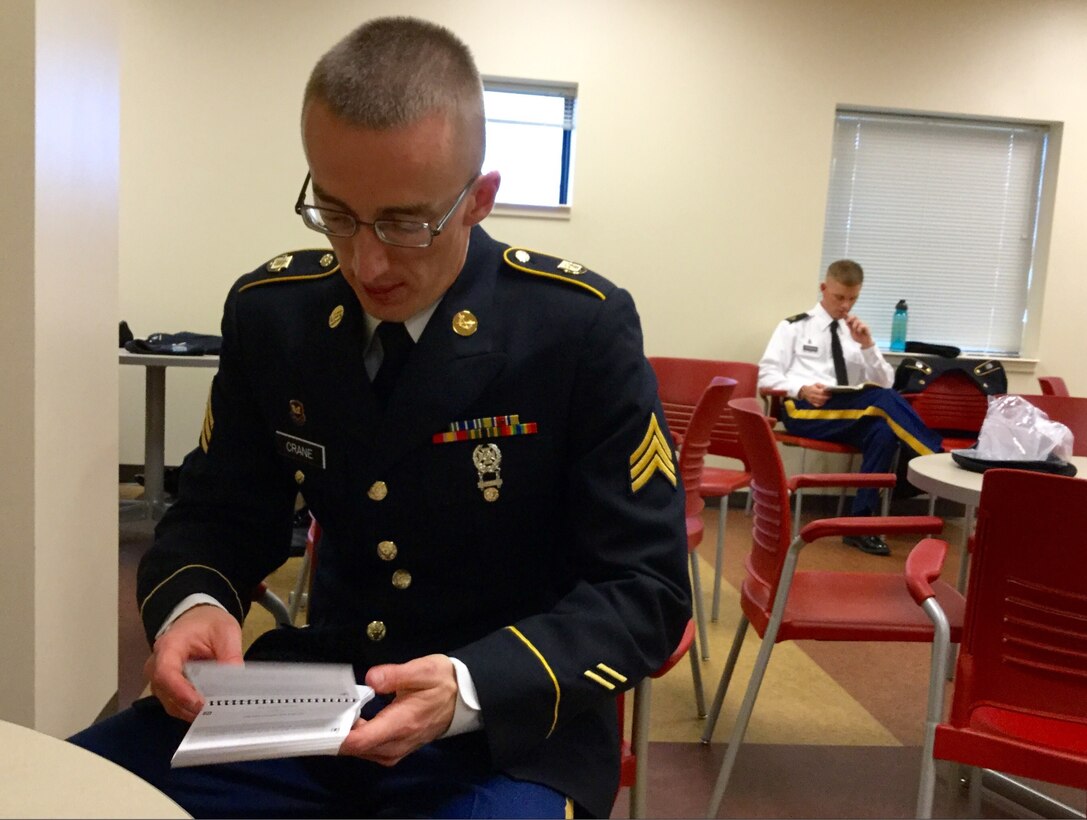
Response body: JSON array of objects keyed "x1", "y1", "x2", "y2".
[{"x1": 973, "y1": 395, "x2": 1073, "y2": 462}]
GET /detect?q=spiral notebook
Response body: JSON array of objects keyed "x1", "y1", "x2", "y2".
[{"x1": 171, "y1": 661, "x2": 375, "y2": 767}]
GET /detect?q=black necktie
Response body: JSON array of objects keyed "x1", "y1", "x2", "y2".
[
  {"x1": 829, "y1": 320, "x2": 848, "y2": 386},
  {"x1": 371, "y1": 322, "x2": 414, "y2": 408}
]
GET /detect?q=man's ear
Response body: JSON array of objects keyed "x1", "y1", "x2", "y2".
[{"x1": 463, "y1": 171, "x2": 501, "y2": 226}]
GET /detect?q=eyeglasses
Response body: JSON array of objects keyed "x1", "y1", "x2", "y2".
[{"x1": 294, "y1": 174, "x2": 478, "y2": 248}]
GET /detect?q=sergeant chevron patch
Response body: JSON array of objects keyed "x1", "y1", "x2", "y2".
[{"x1": 629, "y1": 413, "x2": 677, "y2": 492}]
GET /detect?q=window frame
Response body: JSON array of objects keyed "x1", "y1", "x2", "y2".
[
  {"x1": 819, "y1": 106, "x2": 1061, "y2": 365},
  {"x1": 482, "y1": 75, "x2": 577, "y2": 218}
]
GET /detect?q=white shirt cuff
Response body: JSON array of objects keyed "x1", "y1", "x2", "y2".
[
  {"x1": 155, "y1": 594, "x2": 227, "y2": 639},
  {"x1": 442, "y1": 656, "x2": 483, "y2": 737}
]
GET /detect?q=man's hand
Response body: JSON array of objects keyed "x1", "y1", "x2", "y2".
[
  {"x1": 339, "y1": 654, "x2": 459, "y2": 767},
  {"x1": 799, "y1": 383, "x2": 832, "y2": 408},
  {"x1": 144, "y1": 604, "x2": 243, "y2": 722},
  {"x1": 844, "y1": 314, "x2": 875, "y2": 348}
]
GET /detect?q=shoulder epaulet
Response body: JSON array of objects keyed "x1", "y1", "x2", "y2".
[
  {"x1": 785, "y1": 312, "x2": 809, "y2": 324},
  {"x1": 502, "y1": 247, "x2": 610, "y2": 301},
  {"x1": 237, "y1": 249, "x2": 340, "y2": 293}
]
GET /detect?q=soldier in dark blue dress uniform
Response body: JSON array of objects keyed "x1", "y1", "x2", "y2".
[{"x1": 69, "y1": 17, "x2": 689, "y2": 819}]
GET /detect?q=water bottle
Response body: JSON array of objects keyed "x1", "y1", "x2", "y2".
[{"x1": 890, "y1": 299, "x2": 908, "y2": 352}]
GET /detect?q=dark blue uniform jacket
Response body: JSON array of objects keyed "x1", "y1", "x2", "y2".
[{"x1": 137, "y1": 226, "x2": 691, "y2": 817}]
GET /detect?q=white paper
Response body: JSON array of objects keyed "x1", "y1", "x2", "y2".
[{"x1": 171, "y1": 661, "x2": 375, "y2": 768}]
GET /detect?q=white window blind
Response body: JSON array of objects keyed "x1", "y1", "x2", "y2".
[
  {"x1": 820, "y1": 109, "x2": 1049, "y2": 356},
  {"x1": 482, "y1": 77, "x2": 577, "y2": 208}
]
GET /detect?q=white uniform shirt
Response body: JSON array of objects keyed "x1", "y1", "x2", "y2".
[{"x1": 758, "y1": 302, "x2": 894, "y2": 398}]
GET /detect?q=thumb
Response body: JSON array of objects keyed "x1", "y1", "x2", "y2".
[{"x1": 366, "y1": 664, "x2": 397, "y2": 694}]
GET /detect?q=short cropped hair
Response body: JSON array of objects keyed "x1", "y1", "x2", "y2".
[
  {"x1": 825, "y1": 259, "x2": 864, "y2": 287},
  {"x1": 303, "y1": 16, "x2": 485, "y2": 165}
]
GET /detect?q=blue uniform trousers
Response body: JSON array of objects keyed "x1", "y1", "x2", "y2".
[
  {"x1": 782, "y1": 388, "x2": 943, "y2": 515},
  {"x1": 69, "y1": 697, "x2": 571, "y2": 819}
]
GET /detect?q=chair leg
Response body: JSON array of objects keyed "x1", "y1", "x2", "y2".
[
  {"x1": 688, "y1": 634, "x2": 706, "y2": 719},
  {"x1": 956, "y1": 504, "x2": 974, "y2": 592},
  {"x1": 793, "y1": 489, "x2": 804, "y2": 536},
  {"x1": 915, "y1": 597, "x2": 952, "y2": 819},
  {"x1": 967, "y1": 766, "x2": 982, "y2": 817},
  {"x1": 255, "y1": 586, "x2": 292, "y2": 627},
  {"x1": 701, "y1": 615, "x2": 749, "y2": 743},
  {"x1": 287, "y1": 548, "x2": 312, "y2": 624},
  {"x1": 630, "y1": 677, "x2": 651, "y2": 819},
  {"x1": 707, "y1": 537, "x2": 803, "y2": 818},
  {"x1": 706, "y1": 621, "x2": 779, "y2": 817},
  {"x1": 690, "y1": 553, "x2": 711, "y2": 661},
  {"x1": 836, "y1": 453, "x2": 856, "y2": 517},
  {"x1": 711, "y1": 495, "x2": 729, "y2": 623}
]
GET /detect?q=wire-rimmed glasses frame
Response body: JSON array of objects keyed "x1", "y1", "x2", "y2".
[{"x1": 294, "y1": 174, "x2": 478, "y2": 248}]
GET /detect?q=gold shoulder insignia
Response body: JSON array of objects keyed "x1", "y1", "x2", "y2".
[
  {"x1": 786, "y1": 312, "x2": 809, "y2": 323},
  {"x1": 629, "y1": 412, "x2": 677, "y2": 493},
  {"x1": 502, "y1": 247, "x2": 607, "y2": 300},
  {"x1": 238, "y1": 249, "x2": 340, "y2": 293}
]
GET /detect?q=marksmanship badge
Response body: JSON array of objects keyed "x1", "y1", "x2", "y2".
[{"x1": 472, "y1": 443, "x2": 503, "y2": 502}]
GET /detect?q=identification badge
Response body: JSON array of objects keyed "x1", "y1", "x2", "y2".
[
  {"x1": 275, "y1": 431, "x2": 326, "y2": 469},
  {"x1": 802, "y1": 344, "x2": 819, "y2": 353}
]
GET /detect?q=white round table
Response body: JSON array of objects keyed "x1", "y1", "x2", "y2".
[
  {"x1": 0, "y1": 719, "x2": 190, "y2": 818},
  {"x1": 908, "y1": 452, "x2": 1087, "y2": 507}
]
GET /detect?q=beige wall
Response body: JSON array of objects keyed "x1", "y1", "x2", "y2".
[
  {"x1": 118, "y1": 0, "x2": 1087, "y2": 465},
  {"x1": 0, "y1": 0, "x2": 120, "y2": 734}
]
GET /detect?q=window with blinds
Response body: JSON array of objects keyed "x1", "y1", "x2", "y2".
[
  {"x1": 820, "y1": 109, "x2": 1051, "y2": 356},
  {"x1": 482, "y1": 77, "x2": 577, "y2": 209}
]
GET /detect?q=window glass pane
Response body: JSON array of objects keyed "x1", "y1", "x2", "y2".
[
  {"x1": 820, "y1": 110, "x2": 1048, "y2": 356},
  {"x1": 482, "y1": 82, "x2": 575, "y2": 208},
  {"x1": 484, "y1": 120, "x2": 565, "y2": 207}
]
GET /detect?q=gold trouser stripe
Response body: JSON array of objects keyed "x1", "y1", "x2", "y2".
[
  {"x1": 596, "y1": 662, "x2": 628, "y2": 683},
  {"x1": 505, "y1": 626, "x2": 560, "y2": 737},
  {"x1": 139, "y1": 564, "x2": 244, "y2": 622},
  {"x1": 584, "y1": 670, "x2": 616, "y2": 690},
  {"x1": 502, "y1": 248, "x2": 606, "y2": 300},
  {"x1": 784, "y1": 399, "x2": 937, "y2": 456},
  {"x1": 565, "y1": 797, "x2": 574, "y2": 819}
]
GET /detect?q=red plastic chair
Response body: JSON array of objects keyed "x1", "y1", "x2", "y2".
[
  {"x1": 1016, "y1": 394, "x2": 1087, "y2": 456},
  {"x1": 649, "y1": 358, "x2": 757, "y2": 632},
  {"x1": 701, "y1": 397, "x2": 965, "y2": 817},
  {"x1": 913, "y1": 469, "x2": 1087, "y2": 818},
  {"x1": 1038, "y1": 375, "x2": 1071, "y2": 396},
  {"x1": 616, "y1": 618, "x2": 696, "y2": 818},
  {"x1": 902, "y1": 369, "x2": 989, "y2": 451}
]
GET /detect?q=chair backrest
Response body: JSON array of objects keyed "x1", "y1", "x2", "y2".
[
  {"x1": 904, "y1": 370, "x2": 989, "y2": 436},
  {"x1": 949, "y1": 469, "x2": 1087, "y2": 730},
  {"x1": 678, "y1": 377, "x2": 737, "y2": 517},
  {"x1": 1038, "y1": 376, "x2": 1071, "y2": 397},
  {"x1": 1015, "y1": 394, "x2": 1087, "y2": 457},
  {"x1": 648, "y1": 357, "x2": 759, "y2": 464},
  {"x1": 727, "y1": 397, "x2": 794, "y2": 595}
]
